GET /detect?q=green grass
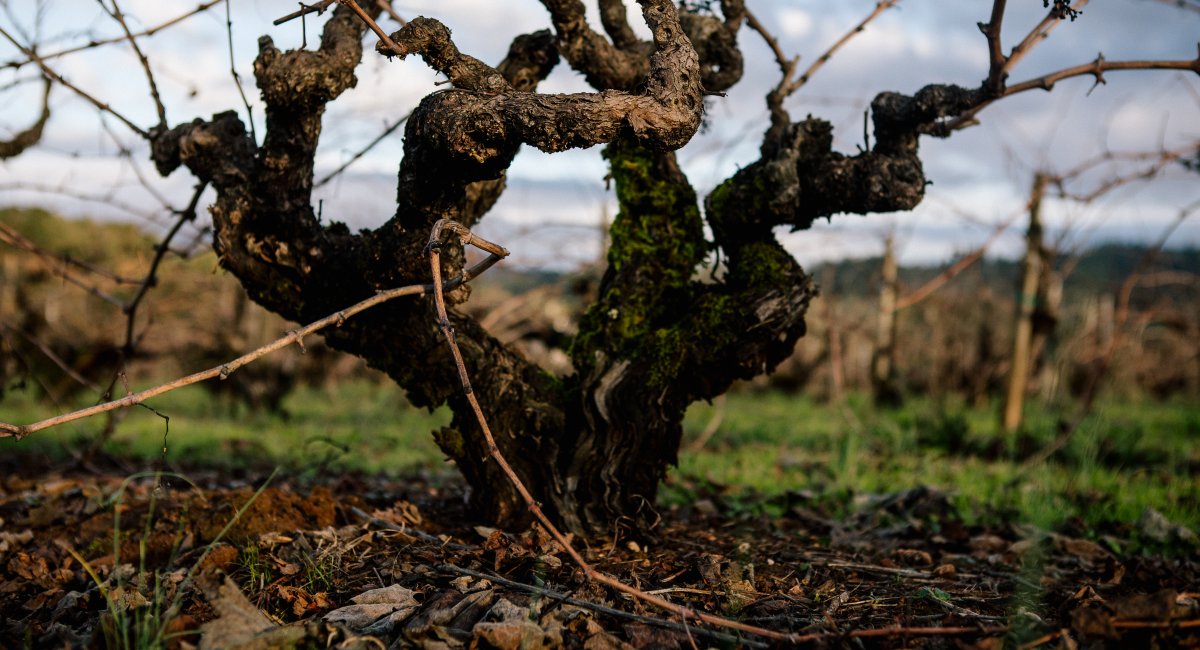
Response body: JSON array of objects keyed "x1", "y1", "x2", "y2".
[
  {"x1": 0, "y1": 380, "x2": 451, "y2": 476},
  {"x1": 678, "y1": 391, "x2": 1200, "y2": 534},
  {"x1": 4, "y1": 380, "x2": 1197, "y2": 536}
]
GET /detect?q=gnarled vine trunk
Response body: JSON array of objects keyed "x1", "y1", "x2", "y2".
[{"x1": 148, "y1": 0, "x2": 992, "y2": 536}]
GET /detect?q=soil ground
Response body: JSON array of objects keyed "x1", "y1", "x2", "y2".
[{"x1": 1, "y1": 456, "x2": 1197, "y2": 649}]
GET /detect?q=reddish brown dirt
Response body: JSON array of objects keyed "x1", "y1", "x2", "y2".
[{"x1": 1, "y1": 463, "x2": 1197, "y2": 649}]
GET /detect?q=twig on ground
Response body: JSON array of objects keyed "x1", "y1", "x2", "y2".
[
  {"x1": 436, "y1": 564, "x2": 770, "y2": 649},
  {"x1": 427, "y1": 221, "x2": 1029, "y2": 645},
  {"x1": 349, "y1": 506, "x2": 476, "y2": 552}
]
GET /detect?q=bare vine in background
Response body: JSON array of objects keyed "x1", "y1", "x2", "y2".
[{"x1": 1008, "y1": 198, "x2": 1200, "y2": 483}]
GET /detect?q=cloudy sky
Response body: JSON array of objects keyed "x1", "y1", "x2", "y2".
[{"x1": 1, "y1": 0, "x2": 1198, "y2": 269}]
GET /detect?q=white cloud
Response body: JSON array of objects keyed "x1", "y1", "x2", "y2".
[{"x1": 777, "y1": 8, "x2": 814, "y2": 39}]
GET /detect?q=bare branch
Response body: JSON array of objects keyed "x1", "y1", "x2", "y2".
[
  {"x1": 99, "y1": 0, "x2": 167, "y2": 128},
  {"x1": 0, "y1": 250, "x2": 505, "y2": 440},
  {"x1": 224, "y1": 0, "x2": 256, "y2": 144},
  {"x1": 1005, "y1": 53, "x2": 1200, "y2": 96},
  {"x1": 315, "y1": 113, "x2": 410, "y2": 188},
  {"x1": 1, "y1": 0, "x2": 224, "y2": 71},
  {"x1": 743, "y1": 8, "x2": 794, "y2": 75},
  {"x1": 786, "y1": 0, "x2": 899, "y2": 95},
  {"x1": 0, "y1": 25, "x2": 149, "y2": 139},
  {"x1": 0, "y1": 221, "x2": 144, "y2": 285},
  {"x1": 1003, "y1": 0, "x2": 1089, "y2": 77},
  {"x1": 373, "y1": 0, "x2": 406, "y2": 26},
  {"x1": 120, "y1": 182, "x2": 208, "y2": 355},
  {"x1": 0, "y1": 181, "x2": 164, "y2": 224},
  {"x1": 100, "y1": 119, "x2": 176, "y2": 212},
  {"x1": 0, "y1": 75, "x2": 50, "y2": 159},
  {"x1": 341, "y1": 0, "x2": 402, "y2": 56},
  {"x1": 945, "y1": 51, "x2": 1200, "y2": 132},
  {"x1": 746, "y1": 1, "x2": 897, "y2": 145},
  {"x1": 0, "y1": 320, "x2": 104, "y2": 393},
  {"x1": 273, "y1": 0, "x2": 336, "y2": 26},
  {"x1": 894, "y1": 210, "x2": 1023, "y2": 311},
  {"x1": 979, "y1": 0, "x2": 1009, "y2": 94},
  {"x1": 1048, "y1": 142, "x2": 1198, "y2": 202}
]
